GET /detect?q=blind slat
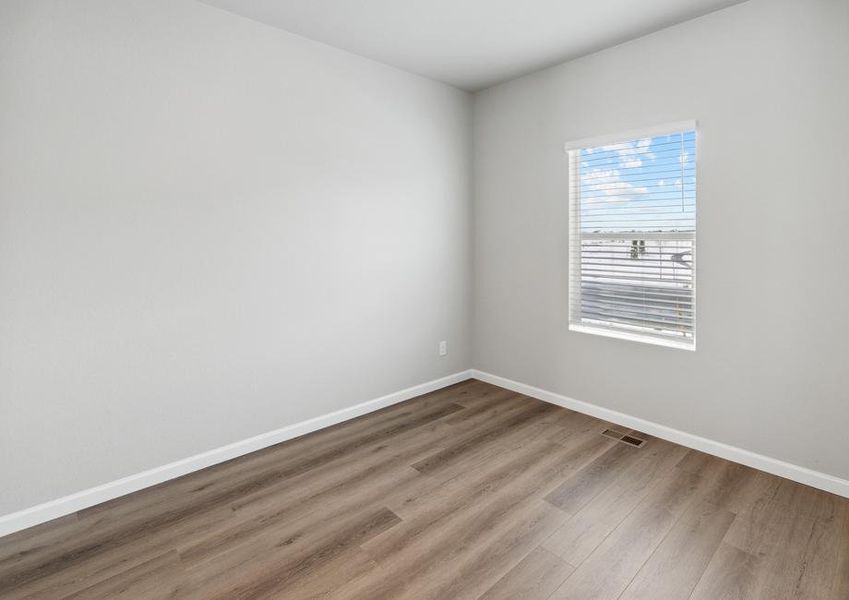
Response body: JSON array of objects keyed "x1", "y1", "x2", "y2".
[
  {"x1": 581, "y1": 294, "x2": 694, "y2": 310},
  {"x1": 577, "y1": 320, "x2": 693, "y2": 342},
  {"x1": 578, "y1": 284, "x2": 696, "y2": 301},
  {"x1": 578, "y1": 165, "x2": 696, "y2": 179},
  {"x1": 581, "y1": 299, "x2": 694, "y2": 319},
  {"x1": 580, "y1": 311, "x2": 693, "y2": 333},
  {"x1": 575, "y1": 171, "x2": 696, "y2": 188},
  {"x1": 578, "y1": 205, "x2": 696, "y2": 214},
  {"x1": 579, "y1": 147, "x2": 696, "y2": 167},
  {"x1": 581, "y1": 138, "x2": 695, "y2": 155}
]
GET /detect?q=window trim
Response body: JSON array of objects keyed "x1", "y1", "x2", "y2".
[
  {"x1": 563, "y1": 120, "x2": 698, "y2": 153},
  {"x1": 566, "y1": 121, "x2": 698, "y2": 351}
]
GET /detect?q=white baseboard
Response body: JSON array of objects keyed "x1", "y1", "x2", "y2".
[
  {"x1": 0, "y1": 370, "x2": 473, "y2": 539},
  {"x1": 5, "y1": 367, "x2": 845, "y2": 539},
  {"x1": 471, "y1": 369, "x2": 849, "y2": 499}
]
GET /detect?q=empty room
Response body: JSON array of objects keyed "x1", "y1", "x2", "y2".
[{"x1": 1, "y1": 0, "x2": 848, "y2": 598}]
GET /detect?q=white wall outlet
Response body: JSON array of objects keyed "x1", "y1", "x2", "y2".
[{"x1": 439, "y1": 340, "x2": 447, "y2": 356}]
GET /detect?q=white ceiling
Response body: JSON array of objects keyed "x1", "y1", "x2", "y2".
[{"x1": 198, "y1": 0, "x2": 748, "y2": 91}]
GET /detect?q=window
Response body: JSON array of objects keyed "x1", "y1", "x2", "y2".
[{"x1": 567, "y1": 122, "x2": 697, "y2": 350}]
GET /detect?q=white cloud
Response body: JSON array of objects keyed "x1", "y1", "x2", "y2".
[
  {"x1": 583, "y1": 168, "x2": 647, "y2": 200},
  {"x1": 596, "y1": 138, "x2": 656, "y2": 170}
]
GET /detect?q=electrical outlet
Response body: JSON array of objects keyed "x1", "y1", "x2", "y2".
[{"x1": 439, "y1": 341, "x2": 447, "y2": 356}]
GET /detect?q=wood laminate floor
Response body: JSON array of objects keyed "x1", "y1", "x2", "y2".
[{"x1": 1, "y1": 379, "x2": 847, "y2": 599}]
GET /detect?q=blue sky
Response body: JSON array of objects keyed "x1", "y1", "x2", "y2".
[{"x1": 578, "y1": 130, "x2": 696, "y2": 233}]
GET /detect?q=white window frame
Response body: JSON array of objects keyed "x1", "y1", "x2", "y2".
[{"x1": 565, "y1": 121, "x2": 697, "y2": 351}]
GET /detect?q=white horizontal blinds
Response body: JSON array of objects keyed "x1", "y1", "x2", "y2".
[{"x1": 569, "y1": 129, "x2": 696, "y2": 347}]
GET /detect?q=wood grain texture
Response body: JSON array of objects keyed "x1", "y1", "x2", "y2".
[
  {"x1": 477, "y1": 546, "x2": 573, "y2": 600},
  {"x1": 0, "y1": 379, "x2": 846, "y2": 599},
  {"x1": 618, "y1": 500, "x2": 735, "y2": 600}
]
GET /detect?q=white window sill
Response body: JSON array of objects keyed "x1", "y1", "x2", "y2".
[{"x1": 569, "y1": 323, "x2": 695, "y2": 351}]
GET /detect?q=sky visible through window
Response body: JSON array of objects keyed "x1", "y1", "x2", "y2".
[
  {"x1": 571, "y1": 129, "x2": 696, "y2": 344},
  {"x1": 578, "y1": 131, "x2": 696, "y2": 233}
]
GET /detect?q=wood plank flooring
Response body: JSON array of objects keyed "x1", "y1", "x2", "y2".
[{"x1": 1, "y1": 379, "x2": 847, "y2": 599}]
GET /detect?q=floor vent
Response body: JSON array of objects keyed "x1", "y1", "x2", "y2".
[
  {"x1": 601, "y1": 429, "x2": 646, "y2": 448},
  {"x1": 601, "y1": 428, "x2": 627, "y2": 440}
]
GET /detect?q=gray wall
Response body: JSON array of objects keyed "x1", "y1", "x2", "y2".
[
  {"x1": 0, "y1": 0, "x2": 472, "y2": 515},
  {"x1": 473, "y1": 0, "x2": 849, "y2": 480},
  {"x1": 3, "y1": 0, "x2": 848, "y2": 519}
]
